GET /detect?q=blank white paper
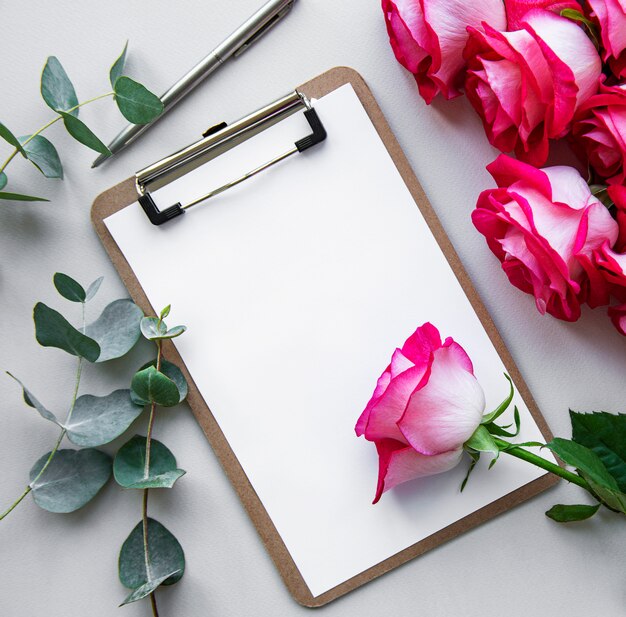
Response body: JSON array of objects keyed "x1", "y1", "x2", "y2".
[{"x1": 105, "y1": 84, "x2": 552, "y2": 598}]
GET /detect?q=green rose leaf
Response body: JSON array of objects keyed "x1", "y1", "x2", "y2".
[
  {"x1": 0, "y1": 172, "x2": 7, "y2": 190},
  {"x1": 34, "y1": 302, "x2": 100, "y2": 361},
  {"x1": 114, "y1": 76, "x2": 164, "y2": 125},
  {"x1": 53, "y1": 272, "x2": 86, "y2": 303},
  {"x1": 60, "y1": 112, "x2": 110, "y2": 155},
  {"x1": 131, "y1": 366, "x2": 180, "y2": 407},
  {"x1": 546, "y1": 438, "x2": 619, "y2": 491},
  {"x1": 583, "y1": 478, "x2": 626, "y2": 514},
  {"x1": 19, "y1": 135, "x2": 63, "y2": 179},
  {"x1": 545, "y1": 503, "x2": 600, "y2": 523},
  {"x1": 131, "y1": 359, "x2": 188, "y2": 406},
  {"x1": 481, "y1": 374, "x2": 514, "y2": 425},
  {"x1": 84, "y1": 299, "x2": 143, "y2": 362},
  {"x1": 114, "y1": 435, "x2": 185, "y2": 489},
  {"x1": 41, "y1": 57, "x2": 79, "y2": 116},
  {"x1": 7, "y1": 372, "x2": 60, "y2": 425},
  {"x1": 118, "y1": 517, "x2": 185, "y2": 604},
  {"x1": 0, "y1": 122, "x2": 25, "y2": 154},
  {"x1": 571, "y1": 411, "x2": 626, "y2": 493},
  {"x1": 85, "y1": 276, "x2": 104, "y2": 302},
  {"x1": 64, "y1": 390, "x2": 144, "y2": 447},
  {"x1": 110, "y1": 41, "x2": 128, "y2": 88},
  {"x1": 0, "y1": 191, "x2": 48, "y2": 202},
  {"x1": 29, "y1": 448, "x2": 111, "y2": 513}
]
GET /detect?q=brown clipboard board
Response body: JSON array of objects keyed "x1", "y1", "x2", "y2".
[{"x1": 92, "y1": 66, "x2": 558, "y2": 607}]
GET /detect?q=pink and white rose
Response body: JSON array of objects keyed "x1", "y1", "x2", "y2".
[
  {"x1": 381, "y1": 0, "x2": 507, "y2": 104},
  {"x1": 504, "y1": 0, "x2": 583, "y2": 29},
  {"x1": 464, "y1": 9, "x2": 602, "y2": 166},
  {"x1": 355, "y1": 323, "x2": 485, "y2": 503},
  {"x1": 472, "y1": 155, "x2": 619, "y2": 322},
  {"x1": 587, "y1": 0, "x2": 626, "y2": 79},
  {"x1": 571, "y1": 82, "x2": 626, "y2": 185}
]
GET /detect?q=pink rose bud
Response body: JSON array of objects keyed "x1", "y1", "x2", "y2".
[
  {"x1": 571, "y1": 82, "x2": 626, "y2": 185},
  {"x1": 587, "y1": 0, "x2": 626, "y2": 78},
  {"x1": 381, "y1": 0, "x2": 507, "y2": 104},
  {"x1": 504, "y1": 0, "x2": 583, "y2": 30},
  {"x1": 355, "y1": 323, "x2": 485, "y2": 504},
  {"x1": 472, "y1": 155, "x2": 618, "y2": 322},
  {"x1": 464, "y1": 9, "x2": 601, "y2": 166}
]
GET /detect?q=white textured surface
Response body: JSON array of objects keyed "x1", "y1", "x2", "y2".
[{"x1": 0, "y1": 1, "x2": 624, "y2": 616}]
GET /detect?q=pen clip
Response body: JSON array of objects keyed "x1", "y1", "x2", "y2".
[{"x1": 234, "y1": 1, "x2": 295, "y2": 57}]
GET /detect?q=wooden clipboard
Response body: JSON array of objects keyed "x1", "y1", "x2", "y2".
[{"x1": 92, "y1": 66, "x2": 558, "y2": 607}]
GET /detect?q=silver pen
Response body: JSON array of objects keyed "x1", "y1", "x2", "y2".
[{"x1": 92, "y1": 0, "x2": 297, "y2": 167}]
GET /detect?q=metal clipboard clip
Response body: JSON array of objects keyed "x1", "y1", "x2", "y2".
[{"x1": 135, "y1": 90, "x2": 327, "y2": 225}]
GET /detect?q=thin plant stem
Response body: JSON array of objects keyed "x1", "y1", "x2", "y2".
[
  {"x1": 0, "y1": 92, "x2": 114, "y2": 175},
  {"x1": 0, "y1": 303, "x2": 87, "y2": 521},
  {"x1": 494, "y1": 437, "x2": 591, "y2": 490}
]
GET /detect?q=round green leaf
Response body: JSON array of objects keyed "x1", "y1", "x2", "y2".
[
  {"x1": 140, "y1": 316, "x2": 167, "y2": 340},
  {"x1": 110, "y1": 41, "x2": 128, "y2": 88},
  {"x1": 65, "y1": 390, "x2": 144, "y2": 447},
  {"x1": 120, "y1": 571, "x2": 180, "y2": 606},
  {"x1": 19, "y1": 135, "x2": 63, "y2": 179},
  {"x1": 114, "y1": 76, "x2": 164, "y2": 124},
  {"x1": 131, "y1": 359, "x2": 188, "y2": 406},
  {"x1": 34, "y1": 302, "x2": 100, "y2": 361},
  {"x1": 85, "y1": 276, "x2": 104, "y2": 302},
  {"x1": 0, "y1": 172, "x2": 7, "y2": 191},
  {"x1": 60, "y1": 112, "x2": 110, "y2": 155},
  {"x1": 53, "y1": 272, "x2": 86, "y2": 302},
  {"x1": 41, "y1": 56, "x2": 78, "y2": 115},
  {"x1": 119, "y1": 518, "x2": 185, "y2": 594},
  {"x1": 85, "y1": 299, "x2": 143, "y2": 362},
  {"x1": 114, "y1": 435, "x2": 185, "y2": 489},
  {"x1": 0, "y1": 191, "x2": 48, "y2": 202},
  {"x1": 0, "y1": 122, "x2": 25, "y2": 154},
  {"x1": 29, "y1": 448, "x2": 111, "y2": 513},
  {"x1": 131, "y1": 366, "x2": 180, "y2": 407}
]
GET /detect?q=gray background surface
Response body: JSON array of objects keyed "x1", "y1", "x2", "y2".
[{"x1": 0, "y1": 2, "x2": 623, "y2": 616}]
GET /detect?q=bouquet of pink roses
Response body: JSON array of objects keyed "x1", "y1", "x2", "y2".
[{"x1": 383, "y1": 0, "x2": 626, "y2": 334}]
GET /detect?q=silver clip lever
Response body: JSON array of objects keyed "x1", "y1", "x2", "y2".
[{"x1": 138, "y1": 107, "x2": 326, "y2": 225}]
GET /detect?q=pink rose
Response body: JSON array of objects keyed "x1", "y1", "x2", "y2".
[
  {"x1": 594, "y1": 243, "x2": 626, "y2": 334},
  {"x1": 381, "y1": 0, "x2": 507, "y2": 104},
  {"x1": 464, "y1": 9, "x2": 602, "y2": 166},
  {"x1": 571, "y1": 82, "x2": 626, "y2": 185},
  {"x1": 587, "y1": 0, "x2": 626, "y2": 78},
  {"x1": 504, "y1": 0, "x2": 583, "y2": 29},
  {"x1": 355, "y1": 323, "x2": 485, "y2": 504},
  {"x1": 472, "y1": 155, "x2": 618, "y2": 321}
]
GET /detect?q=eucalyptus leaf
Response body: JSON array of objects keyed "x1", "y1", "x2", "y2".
[
  {"x1": 545, "y1": 503, "x2": 600, "y2": 523},
  {"x1": 131, "y1": 359, "x2": 188, "y2": 406},
  {"x1": 481, "y1": 374, "x2": 514, "y2": 425},
  {"x1": 7, "y1": 372, "x2": 60, "y2": 425},
  {"x1": 85, "y1": 276, "x2": 104, "y2": 302},
  {"x1": 120, "y1": 571, "x2": 181, "y2": 606},
  {"x1": 64, "y1": 390, "x2": 143, "y2": 447},
  {"x1": 53, "y1": 272, "x2": 86, "y2": 303},
  {"x1": 131, "y1": 366, "x2": 180, "y2": 407},
  {"x1": 60, "y1": 112, "x2": 110, "y2": 155},
  {"x1": 0, "y1": 191, "x2": 48, "y2": 202},
  {"x1": 160, "y1": 305, "x2": 171, "y2": 320},
  {"x1": 19, "y1": 135, "x2": 63, "y2": 179},
  {"x1": 0, "y1": 172, "x2": 7, "y2": 190},
  {"x1": 114, "y1": 435, "x2": 185, "y2": 489},
  {"x1": 34, "y1": 302, "x2": 100, "y2": 361},
  {"x1": 84, "y1": 299, "x2": 143, "y2": 362},
  {"x1": 546, "y1": 438, "x2": 619, "y2": 491},
  {"x1": 29, "y1": 448, "x2": 111, "y2": 513},
  {"x1": 41, "y1": 57, "x2": 79, "y2": 116},
  {"x1": 140, "y1": 316, "x2": 187, "y2": 341},
  {"x1": 119, "y1": 518, "x2": 185, "y2": 597},
  {"x1": 0, "y1": 122, "x2": 25, "y2": 154},
  {"x1": 114, "y1": 76, "x2": 164, "y2": 124},
  {"x1": 571, "y1": 411, "x2": 626, "y2": 493},
  {"x1": 110, "y1": 41, "x2": 128, "y2": 88}
]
